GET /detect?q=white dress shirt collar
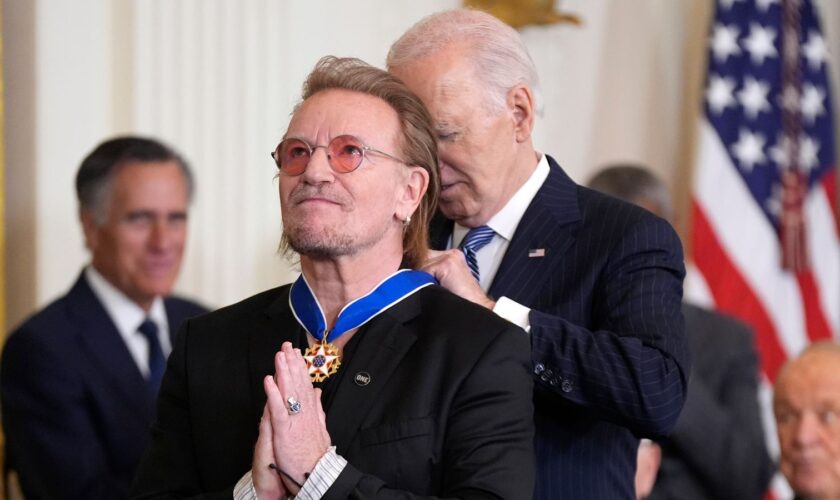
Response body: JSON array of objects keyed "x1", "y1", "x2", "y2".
[
  {"x1": 449, "y1": 154, "x2": 550, "y2": 291},
  {"x1": 84, "y1": 266, "x2": 171, "y2": 376},
  {"x1": 453, "y1": 154, "x2": 551, "y2": 246}
]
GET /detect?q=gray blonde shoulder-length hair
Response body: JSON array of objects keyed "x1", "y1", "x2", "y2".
[{"x1": 283, "y1": 56, "x2": 440, "y2": 268}]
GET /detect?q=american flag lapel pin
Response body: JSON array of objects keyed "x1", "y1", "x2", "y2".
[{"x1": 528, "y1": 248, "x2": 546, "y2": 258}]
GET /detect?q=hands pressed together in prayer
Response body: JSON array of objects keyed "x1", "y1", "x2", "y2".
[
  {"x1": 251, "y1": 251, "x2": 492, "y2": 497},
  {"x1": 253, "y1": 342, "x2": 331, "y2": 498},
  {"x1": 420, "y1": 249, "x2": 496, "y2": 310}
]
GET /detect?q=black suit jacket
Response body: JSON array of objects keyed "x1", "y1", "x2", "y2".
[
  {"x1": 647, "y1": 303, "x2": 774, "y2": 500},
  {"x1": 1, "y1": 271, "x2": 207, "y2": 500},
  {"x1": 130, "y1": 284, "x2": 535, "y2": 499},
  {"x1": 430, "y1": 157, "x2": 689, "y2": 500}
]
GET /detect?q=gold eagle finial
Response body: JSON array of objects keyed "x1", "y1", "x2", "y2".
[{"x1": 463, "y1": 0, "x2": 582, "y2": 28}]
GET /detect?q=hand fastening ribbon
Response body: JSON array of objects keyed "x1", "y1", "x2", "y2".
[{"x1": 289, "y1": 269, "x2": 436, "y2": 382}]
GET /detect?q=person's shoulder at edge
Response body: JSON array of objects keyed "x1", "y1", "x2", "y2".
[
  {"x1": 544, "y1": 158, "x2": 675, "y2": 235},
  {"x1": 4, "y1": 284, "x2": 209, "y2": 348},
  {"x1": 179, "y1": 284, "x2": 292, "y2": 329},
  {"x1": 577, "y1": 183, "x2": 674, "y2": 230},
  {"x1": 3, "y1": 291, "x2": 79, "y2": 351},
  {"x1": 403, "y1": 284, "x2": 530, "y2": 346},
  {"x1": 683, "y1": 302, "x2": 752, "y2": 335},
  {"x1": 682, "y1": 302, "x2": 755, "y2": 358},
  {"x1": 162, "y1": 294, "x2": 211, "y2": 336}
]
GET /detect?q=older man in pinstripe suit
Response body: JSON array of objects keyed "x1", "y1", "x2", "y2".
[{"x1": 388, "y1": 9, "x2": 689, "y2": 500}]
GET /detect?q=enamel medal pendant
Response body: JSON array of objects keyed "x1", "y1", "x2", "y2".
[
  {"x1": 290, "y1": 270, "x2": 437, "y2": 383},
  {"x1": 303, "y1": 340, "x2": 341, "y2": 382}
]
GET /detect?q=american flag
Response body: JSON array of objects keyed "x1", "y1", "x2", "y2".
[{"x1": 687, "y1": 0, "x2": 838, "y2": 495}]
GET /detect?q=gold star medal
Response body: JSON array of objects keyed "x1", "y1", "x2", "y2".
[{"x1": 303, "y1": 340, "x2": 340, "y2": 382}]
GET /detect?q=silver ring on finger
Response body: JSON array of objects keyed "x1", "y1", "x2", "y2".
[{"x1": 287, "y1": 396, "x2": 302, "y2": 415}]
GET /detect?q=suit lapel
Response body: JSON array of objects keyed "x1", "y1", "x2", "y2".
[
  {"x1": 248, "y1": 286, "x2": 302, "y2": 420},
  {"x1": 66, "y1": 273, "x2": 152, "y2": 415},
  {"x1": 325, "y1": 294, "x2": 421, "y2": 452},
  {"x1": 489, "y1": 157, "x2": 582, "y2": 304},
  {"x1": 164, "y1": 303, "x2": 178, "y2": 346},
  {"x1": 244, "y1": 285, "x2": 423, "y2": 451}
]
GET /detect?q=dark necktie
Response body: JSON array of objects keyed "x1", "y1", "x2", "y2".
[
  {"x1": 459, "y1": 225, "x2": 495, "y2": 282},
  {"x1": 137, "y1": 319, "x2": 165, "y2": 393}
]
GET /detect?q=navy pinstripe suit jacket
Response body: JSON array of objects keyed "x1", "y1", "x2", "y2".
[{"x1": 431, "y1": 157, "x2": 690, "y2": 500}]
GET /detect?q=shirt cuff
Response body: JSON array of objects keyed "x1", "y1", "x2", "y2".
[
  {"x1": 232, "y1": 447, "x2": 346, "y2": 500},
  {"x1": 233, "y1": 470, "x2": 257, "y2": 500},
  {"x1": 493, "y1": 296, "x2": 532, "y2": 333},
  {"x1": 296, "y1": 446, "x2": 347, "y2": 500}
]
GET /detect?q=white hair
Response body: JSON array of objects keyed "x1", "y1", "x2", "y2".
[{"x1": 387, "y1": 8, "x2": 542, "y2": 115}]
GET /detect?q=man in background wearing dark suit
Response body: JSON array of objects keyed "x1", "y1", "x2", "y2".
[
  {"x1": 588, "y1": 164, "x2": 774, "y2": 500},
  {"x1": 387, "y1": 9, "x2": 689, "y2": 499},
  {"x1": 1, "y1": 136, "x2": 207, "y2": 499}
]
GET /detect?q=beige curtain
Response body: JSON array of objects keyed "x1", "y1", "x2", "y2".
[
  {"x1": 0, "y1": 0, "x2": 7, "y2": 338},
  {"x1": 0, "y1": 0, "x2": 7, "y2": 496}
]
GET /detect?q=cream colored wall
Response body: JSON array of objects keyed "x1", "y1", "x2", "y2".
[{"x1": 4, "y1": 0, "x2": 840, "y2": 330}]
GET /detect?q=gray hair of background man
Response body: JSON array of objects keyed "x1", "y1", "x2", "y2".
[
  {"x1": 386, "y1": 8, "x2": 543, "y2": 115},
  {"x1": 75, "y1": 136, "x2": 194, "y2": 224},
  {"x1": 586, "y1": 164, "x2": 673, "y2": 221}
]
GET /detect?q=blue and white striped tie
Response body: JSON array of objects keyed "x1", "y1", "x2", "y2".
[{"x1": 459, "y1": 225, "x2": 495, "y2": 282}]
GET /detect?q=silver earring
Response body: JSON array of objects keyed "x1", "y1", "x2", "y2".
[{"x1": 403, "y1": 216, "x2": 411, "y2": 226}]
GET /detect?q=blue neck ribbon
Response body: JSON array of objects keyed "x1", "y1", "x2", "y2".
[{"x1": 289, "y1": 269, "x2": 437, "y2": 343}]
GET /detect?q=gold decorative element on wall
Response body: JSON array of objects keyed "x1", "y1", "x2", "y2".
[{"x1": 463, "y1": 0, "x2": 582, "y2": 28}]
